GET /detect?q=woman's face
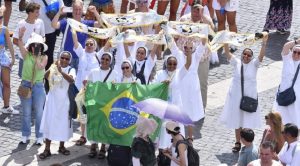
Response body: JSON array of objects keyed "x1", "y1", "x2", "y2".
[
  {"x1": 100, "y1": 54, "x2": 111, "y2": 70},
  {"x1": 166, "y1": 57, "x2": 177, "y2": 72},
  {"x1": 136, "y1": 48, "x2": 146, "y2": 61},
  {"x1": 242, "y1": 49, "x2": 253, "y2": 64},
  {"x1": 136, "y1": 0, "x2": 148, "y2": 11},
  {"x1": 122, "y1": 62, "x2": 132, "y2": 77},
  {"x1": 31, "y1": 43, "x2": 42, "y2": 56},
  {"x1": 292, "y1": 47, "x2": 300, "y2": 61},
  {"x1": 85, "y1": 39, "x2": 96, "y2": 53},
  {"x1": 59, "y1": 52, "x2": 71, "y2": 68}
]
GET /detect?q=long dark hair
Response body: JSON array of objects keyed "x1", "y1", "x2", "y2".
[{"x1": 28, "y1": 43, "x2": 45, "y2": 56}]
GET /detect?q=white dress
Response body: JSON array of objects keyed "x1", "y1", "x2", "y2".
[
  {"x1": 40, "y1": 66, "x2": 76, "y2": 141},
  {"x1": 154, "y1": 69, "x2": 187, "y2": 149},
  {"x1": 170, "y1": 41, "x2": 205, "y2": 122},
  {"x1": 275, "y1": 52, "x2": 300, "y2": 127},
  {"x1": 220, "y1": 57, "x2": 261, "y2": 129},
  {"x1": 74, "y1": 44, "x2": 99, "y2": 90}
]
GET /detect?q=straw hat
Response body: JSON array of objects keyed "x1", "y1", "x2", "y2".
[{"x1": 25, "y1": 33, "x2": 48, "y2": 52}]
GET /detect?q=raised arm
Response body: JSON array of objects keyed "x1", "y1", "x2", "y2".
[
  {"x1": 282, "y1": 37, "x2": 300, "y2": 56},
  {"x1": 258, "y1": 33, "x2": 269, "y2": 62},
  {"x1": 51, "y1": 7, "x2": 64, "y2": 29},
  {"x1": 123, "y1": 43, "x2": 131, "y2": 58},
  {"x1": 88, "y1": 6, "x2": 103, "y2": 28},
  {"x1": 223, "y1": 43, "x2": 234, "y2": 60},
  {"x1": 72, "y1": 29, "x2": 79, "y2": 49},
  {"x1": 185, "y1": 48, "x2": 192, "y2": 70},
  {"x1": 149, "y1": 44, "x2": 158, "y2": 61},
  {"x1": 17, "y1": 27, "x2": 28, "y2": 58}
]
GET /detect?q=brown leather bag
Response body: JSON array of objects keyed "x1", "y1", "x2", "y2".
[{"x1": 17, "y1": 60, "x2": 36, "y2": 99}]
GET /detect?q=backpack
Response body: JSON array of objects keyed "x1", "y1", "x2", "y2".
[
  {"x1": 107, "y1": 144, "x2": 132, "y2": 166},
  {"x1": 67, "y1": 68, "x2": 79, "y2": 125},
  {"x1": 175, "y1": 140, "x2": 200, "y2": 166}
]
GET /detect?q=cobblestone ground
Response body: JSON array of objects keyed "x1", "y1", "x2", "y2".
[{"x1": 0, "y1": 0, "x2": 300, "y2": 165}]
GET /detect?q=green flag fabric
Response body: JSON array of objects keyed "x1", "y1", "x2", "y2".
[{"x1": 85, "y1": 82, "x2": 168, "y2": 146}]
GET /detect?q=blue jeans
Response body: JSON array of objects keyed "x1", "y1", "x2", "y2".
[{"x1": 20, "y1": 80, "x2": 46, "y2": 138}]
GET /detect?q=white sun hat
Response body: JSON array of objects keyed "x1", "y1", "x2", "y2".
[{"x1": 25, "y1": 33, "x2": 48, "y2": 52}]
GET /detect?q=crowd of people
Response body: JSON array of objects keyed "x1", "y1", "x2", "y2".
[{"x1": 0, "y1": 0, "x2": 299, "y2": 165}]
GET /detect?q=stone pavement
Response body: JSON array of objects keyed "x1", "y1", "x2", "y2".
[{"x1": 0, "y1": 0, "x2": 300, "y2": 165}]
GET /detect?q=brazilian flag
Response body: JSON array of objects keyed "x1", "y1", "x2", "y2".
[{"x1": 85, "y1": 82, "x2": 168, "y2": 146}]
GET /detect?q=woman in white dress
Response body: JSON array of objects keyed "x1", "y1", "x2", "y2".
[
  {"x1": 71, "y1": 29, "x2": 100, "y2": 146},
  {"x1": 220, "y1": 34, "x2": 268, "y2": 153},
  {"x1": 39, "y1": 51, "x2": 76, "y2": 159},
  {"x1": 169, "y1": 37, "x2": 205, "y2": 141},
  {"x1": 154, "y1": 47, "x2": 193, "y2": 149},
  {"x1": 86, "y1": 52, "x2": 118, "y2": 159},
  {"x1": 275, "y1": 38, "x2": 300, "y2": 127},
  {"x1": 124, "y1": 44, "x2": 157, "y2": 85},
  {"x1": 118, "y1": 60, "x2": 140, "y2": 83}
]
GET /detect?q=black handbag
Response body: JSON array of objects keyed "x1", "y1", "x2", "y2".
[
  {"x1": 276, "y1": 64, "x2": 300, "y2": 106},
  {"x1": 240, "y1": 64, "x2": 258, "y2": 113},
  {"x1": 157, "y1": 151, "x2": 171, "y2": 166}
]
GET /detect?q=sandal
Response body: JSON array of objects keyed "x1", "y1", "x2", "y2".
[
  {"x1": 88, "y1": 146, "x2": 97, "y2": 158},
  {"x1": 98, "y1": 149, "x2": 106, "y2": 159},
  {"x1": 58, "y1": 146, "x2": 70, "y2": 155},
  {"x1": 232, "y1": 142, "x2": 241, "y2": 153},
  {"x1": 75, "y1": 136, "x2": 87, "y2": 146},
  {"x1": 39, "y1": 149, "x2": 51, "y2": 160}
]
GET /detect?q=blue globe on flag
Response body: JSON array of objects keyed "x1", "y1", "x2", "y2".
[{"x1": 109, "y1": 97, "x2": 140, "y2": 129}]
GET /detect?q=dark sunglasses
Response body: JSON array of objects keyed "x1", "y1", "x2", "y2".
[
  {"x1": 121, "y1": 66, "x2": 130, "y2": 70},
  {"x1": 0, "y1": 16, "x2": 3, "y2": 19},
  {"x1": 264, "y1": 116, "x2": 269, "y2": 120},
  {"x1": 136, "y1": 0, "x2": 148, "y2": 4},
  {"x1": 101, "y1": 58, "x2": 110, "y2": 62},
  {"x1": 184, "y1": 46, "x2": 193, "y2": 50},
  {"x1": 243, "y1": 52, "x2": 253, "y2": 58},
  {"x1": 60, "y1": 57, "x2": 70, "y2": 61},
  {"x1": 85, "y1": 42, "x2": 94, "y2": 47},
  {"x1": 293, "y1": 51, "x2": 300, "y2": 55},
  {"x1": 167, "y1": 63, "x2": 177, "y2": 66}
]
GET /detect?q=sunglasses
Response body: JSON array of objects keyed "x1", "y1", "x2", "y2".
[
  {"x1": 167, "y1": 63, "x2": 177, "y2": 66},
  {"x1": 0, "y1": 16, "x2": 3, "y2": 20},
  {"x1": 293, "y1": 51, "x2": 300, "y2": 55},
  {"x1": 264, "y1": 116, "x2": 269, "y2": 120},
  {"x1": 184, "y1": 46, "x2": 193, "y2": 50},
  {"x1": 243, "y1": 52, "x2": 253, "y2": 58},
  {"x1": 60, "y1": 57, "x2": 70, "y2": 61},
  {"x1": 85, "y1": 42, "x2": 94, "y2": 47},
  {"x1": 122, "y1": 66, "x2": 130, "y2": 70},
  {"x1": 101, "y1": 58, "x2": 110, "y2": 62},
  {"x1": 136, "y1": 0, "x2": 148, "y2": 4}
]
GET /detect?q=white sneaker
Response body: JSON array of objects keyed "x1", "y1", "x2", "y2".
[
  {"x1": 1, "y1": 106, "x2": 19, "y2": 114},
  {"x1": 21, "y1": 136, "x2": 29, "y2": 144},
  {"x1": 36, "y1": 137, "x2": 44, "y2": 145}
]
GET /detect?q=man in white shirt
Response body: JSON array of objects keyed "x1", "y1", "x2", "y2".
[
  {"x1": 278, "y1": 123, "x2": 300, "y2": 166},
  {"x1": 247, "y1": 141, "x2": 282, "y2": 166},
  {"x1": 13, "y1": 2, "x2": 45, "y2": 78}
]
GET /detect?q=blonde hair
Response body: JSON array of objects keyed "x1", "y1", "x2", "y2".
[
  {"x1": 135, "y1": 117, "x2": 158, "y2": 138},
  {"x1": 267, "y1": 112, "x2": 283, "y2": 139},
  {"x1": 72, "y1": 0, "x2": 83, "y2": 7}
]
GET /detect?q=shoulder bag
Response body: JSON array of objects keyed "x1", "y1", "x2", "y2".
[
  {"x1": 276, "y1": 64, "x2": 300, "y2": 106},
  {"x1": 240, "y1": 64, "x2": 258, "y2": 113},
  {"x1": 17, "y1": 59, "x2": 36, "y2": 99}
]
